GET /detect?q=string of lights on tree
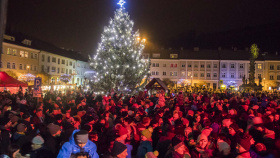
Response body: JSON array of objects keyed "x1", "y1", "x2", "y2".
[{"x1": 89, "y1": 0, "x2": 150, "y2": 94}]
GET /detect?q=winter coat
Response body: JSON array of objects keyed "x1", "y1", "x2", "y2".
[
  {"x1": 57, "y1": 129, "x2": 99, "y2": 158},
  {"x1": 137, "y1": 141, "x2": 153, "y2": 158},
  {"x1": 30, "y1": 147, "x2": 54, "y2": 158}
]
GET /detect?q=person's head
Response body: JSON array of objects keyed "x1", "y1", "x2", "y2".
[
  {"x1": 236, "y1": 136, "x2": 252, "y2": 153},
  {"x1": 275, "y1": 114, "x2": 280, "y2": 121},
  {"x1": 172, "y1": 135, "x2": 186, "y2": 155},
  {"x1": 111, "y1": 141, "x2": 127, "y2": 158},
  {"x1": 47, "y1": 123, "x2": 61, "y2": 137},
  {"x1": 17, "y1": 123, "x2": 27, "y2": 133},
  {"x1": 31, "y1": 136, "x2": 44, "y2": 150},
  {"x1": 173, "y1": 112, "x2": 179, "y2": 120},
  {"x1": 117, "y1": 125, "x2": 128, "y2": 140},
  {"x1": 36, "y1": 109, "x2": 43, "y2": 117},
  {"x1": 222, "y1": 119, "x2": 232, "y2": 128},
  {"x1": 74, "y1": 130, "x2": 89, "y2": 148},
  {"x1": 197, "y1": 134, "x2": 208, "y2": 149},
  {"x1": 6, "y1": 144, "x2": 20, "y2": 158},
  {"x1": 141, "y1": 127, "x2": 153, "y2": 141},
  {"x1": 195, "y1": 114, "x2": 201, "y2": 123}
]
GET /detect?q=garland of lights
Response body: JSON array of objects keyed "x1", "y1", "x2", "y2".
[
  {"x1": 60, "y1": 74, "x2": 72, "y2": 83},
  {"x1": 89, "y1": 0, "x2": 150, "y2": 94},
  {"x1": 18, "y1": 73, "x2": 36, "y2": 82}
]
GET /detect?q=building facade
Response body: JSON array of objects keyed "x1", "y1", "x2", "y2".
[
  {"x1": 0, "y1": 34, "x2": 92, "y2": 86},
  {"x1": 148, "y1": 48, "x2": 280, "y2": 90}
]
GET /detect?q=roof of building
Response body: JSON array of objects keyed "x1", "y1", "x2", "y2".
[
  {"x1": 145, "y1": 78, "x2": 168, "y2": 91},
  {"x1": 4, "y1": 33, "x2": 89, "y2": 62},
  {"x1": 145, "y1": 47, "x2": 275, "y2": 61}
]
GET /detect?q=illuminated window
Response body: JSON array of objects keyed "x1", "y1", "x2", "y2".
[
  {"x1": 7, "y1": 48, "x2": 12, "y2": 55},
  {"x1": 170, "y1": 54, "x2": 178, "y2": 58},
  {"x1": 12, "y1": 49, "x2": 17, "y2": 56},
  {"x1": 258, "y1": 64, "x2": 262, "y2": 70},
  {"x1": 181, "y1": 71, "x2": 186, "y2": 76},
  {"x1": 20, "y1": 51, "x2": 24, "y2": 57},
  {"x1": 24, "y1": 51, "x2": 28, "y2": 58}
]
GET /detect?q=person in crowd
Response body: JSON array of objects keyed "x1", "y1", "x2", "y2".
[
  {"x1": 0, "y1": 144, "x2": 21, "y2": 158},
  {"x1": 57, "y1": 130, "x2": 99, "y2": 158},
  {"x1": 28, "y1": 135, "x2": 54, "y2": 158}
]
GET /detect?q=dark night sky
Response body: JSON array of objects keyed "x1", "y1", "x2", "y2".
[{"x1": 6, "y1": 0, "x2": 280, "y2": 56}]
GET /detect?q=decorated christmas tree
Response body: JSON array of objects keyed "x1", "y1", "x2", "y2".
[{"x1": 89, "y1": 0, "x2": 150, "y2": 93}]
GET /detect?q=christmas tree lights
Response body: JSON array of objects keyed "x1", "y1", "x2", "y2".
[
  {"x1": 89, "y1": 0, "x2": 150, "y2": 93},
  {"x1": 60, "y1": 74, "x2": 72, "y2": 84}
]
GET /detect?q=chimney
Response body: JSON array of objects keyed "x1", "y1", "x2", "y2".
[
  {"x1": 193, "y1": 47, "x2": 199, "y2": 52},
  {"x1": 218, "y1": 47, "x2": 222, "y2": 51}
]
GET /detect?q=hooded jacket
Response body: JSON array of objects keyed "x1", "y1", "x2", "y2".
[{"x1": 57, "y1": 129, "x2": 99, "y2": 158}]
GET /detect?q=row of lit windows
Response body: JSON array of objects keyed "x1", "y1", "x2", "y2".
[
  {"x1": 5, "y1": 48, "x2": 38, "y2": 59},
  {"x1": 41, "y1": 65, "x2": 73, "y2": 74},
  {"x1": 151, "y1": 71, "x2": 218, "y2": 77},
  {"x1": 41, "y1": 54, "x2": 76, "y2": 68},
  {"x1": 0, "y1": 62, "x2": 36, "y2": 71},
  {"x1": 152, "y1": 63, "x2": 218, "y2": 68}
]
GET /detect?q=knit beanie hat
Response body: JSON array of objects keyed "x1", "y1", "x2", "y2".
[
  {"x1": 74, "y1": 130, "x2": 89, "y2": 144},
  {"x1": 141, "y1": 127, "x2": 153, "y2": 139},
  {"x1": 32, "y1": 136, "x2": 44, "y2": 145},
  {"x1": 230, "y1": 123, "x2": 240, "y2": 132},
  {"x1": 197, "y1": 134, "x2": 208, "y2": 143},
  {"x1": 17, "y1": 123, "x2": 26, "y2": 132},
  {"x1": 237, "y1": 137, "x2": 251, "y2": 151},
  {"x1": 172, "y1": 135, "x2": 185, "y2": 150},
  {"x1": 111, "y1": 141, "x2": 127, "y2": 156},
  {"x1": 145, "y1": 151, "x2": 159, "y2": 158},
  {"x1": 253, "y1": 117, "x2": 263, "y2": 125},
  {"x1": 217, "y1": 141, "x2": 230, "y2": 155},
  {"x1": 118, "y1": 126, "x2": 128, "y2": 137},
  {"x1": 47, "y1": 123, "x2": 61, "y2": 135}
]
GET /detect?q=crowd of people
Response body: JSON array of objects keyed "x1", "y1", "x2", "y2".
[{"x1": 0, "y1": 89, "x2": 280, "y2": 158}]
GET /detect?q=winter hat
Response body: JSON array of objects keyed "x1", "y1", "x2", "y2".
[
  {"x1": 17, "y1": 123, "x2": 26, "y2": 132},
  {"x1": 255, "y1": 143, "x2": 267, "y2": 152},
  {"x1": 118, "y1": 126, "x2": 128, "y2": 137},
  {"x1": 172, "y1": 135, "x2": 185, "y2": 150},
  {"x1": 201, "y1": 128, "x2": 212, "y2": 137},
  {"x1": 230, "y1": 123, "x2": 240, "y2": 132},
  {"x1": 10, "y1": 115, "x2": 18, "y2": 123},
  {"x1": 197, "y1": 134, "x2": 208, "y2": 143},
  {"x1": 47, "y1": 123, "x2": 61, "y2": 135},
  {"x1": 253, "y1": 117, "x2": 263, "y2": 125},
  {"x1": 74, "y1": 130, "x2": 89, "y2": 144},
  {"x1": 111, "y1": 141, "x2": 127, "y2": 156},
  {"x1": 217, "y1": 141, "x2": 230, "y2": 155},
  {"x1": 141, "y1": 127, "x2": 153, "y2": 139},
  {"x1": 32, "y1": 136, "x2": 44, "y2": 145},
  {"x1": 145, "y1": 151, "x2": 159, "y2": 158},
  {"x1": 237, "y1": 137, "x2": 252, "y2": 151}
]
